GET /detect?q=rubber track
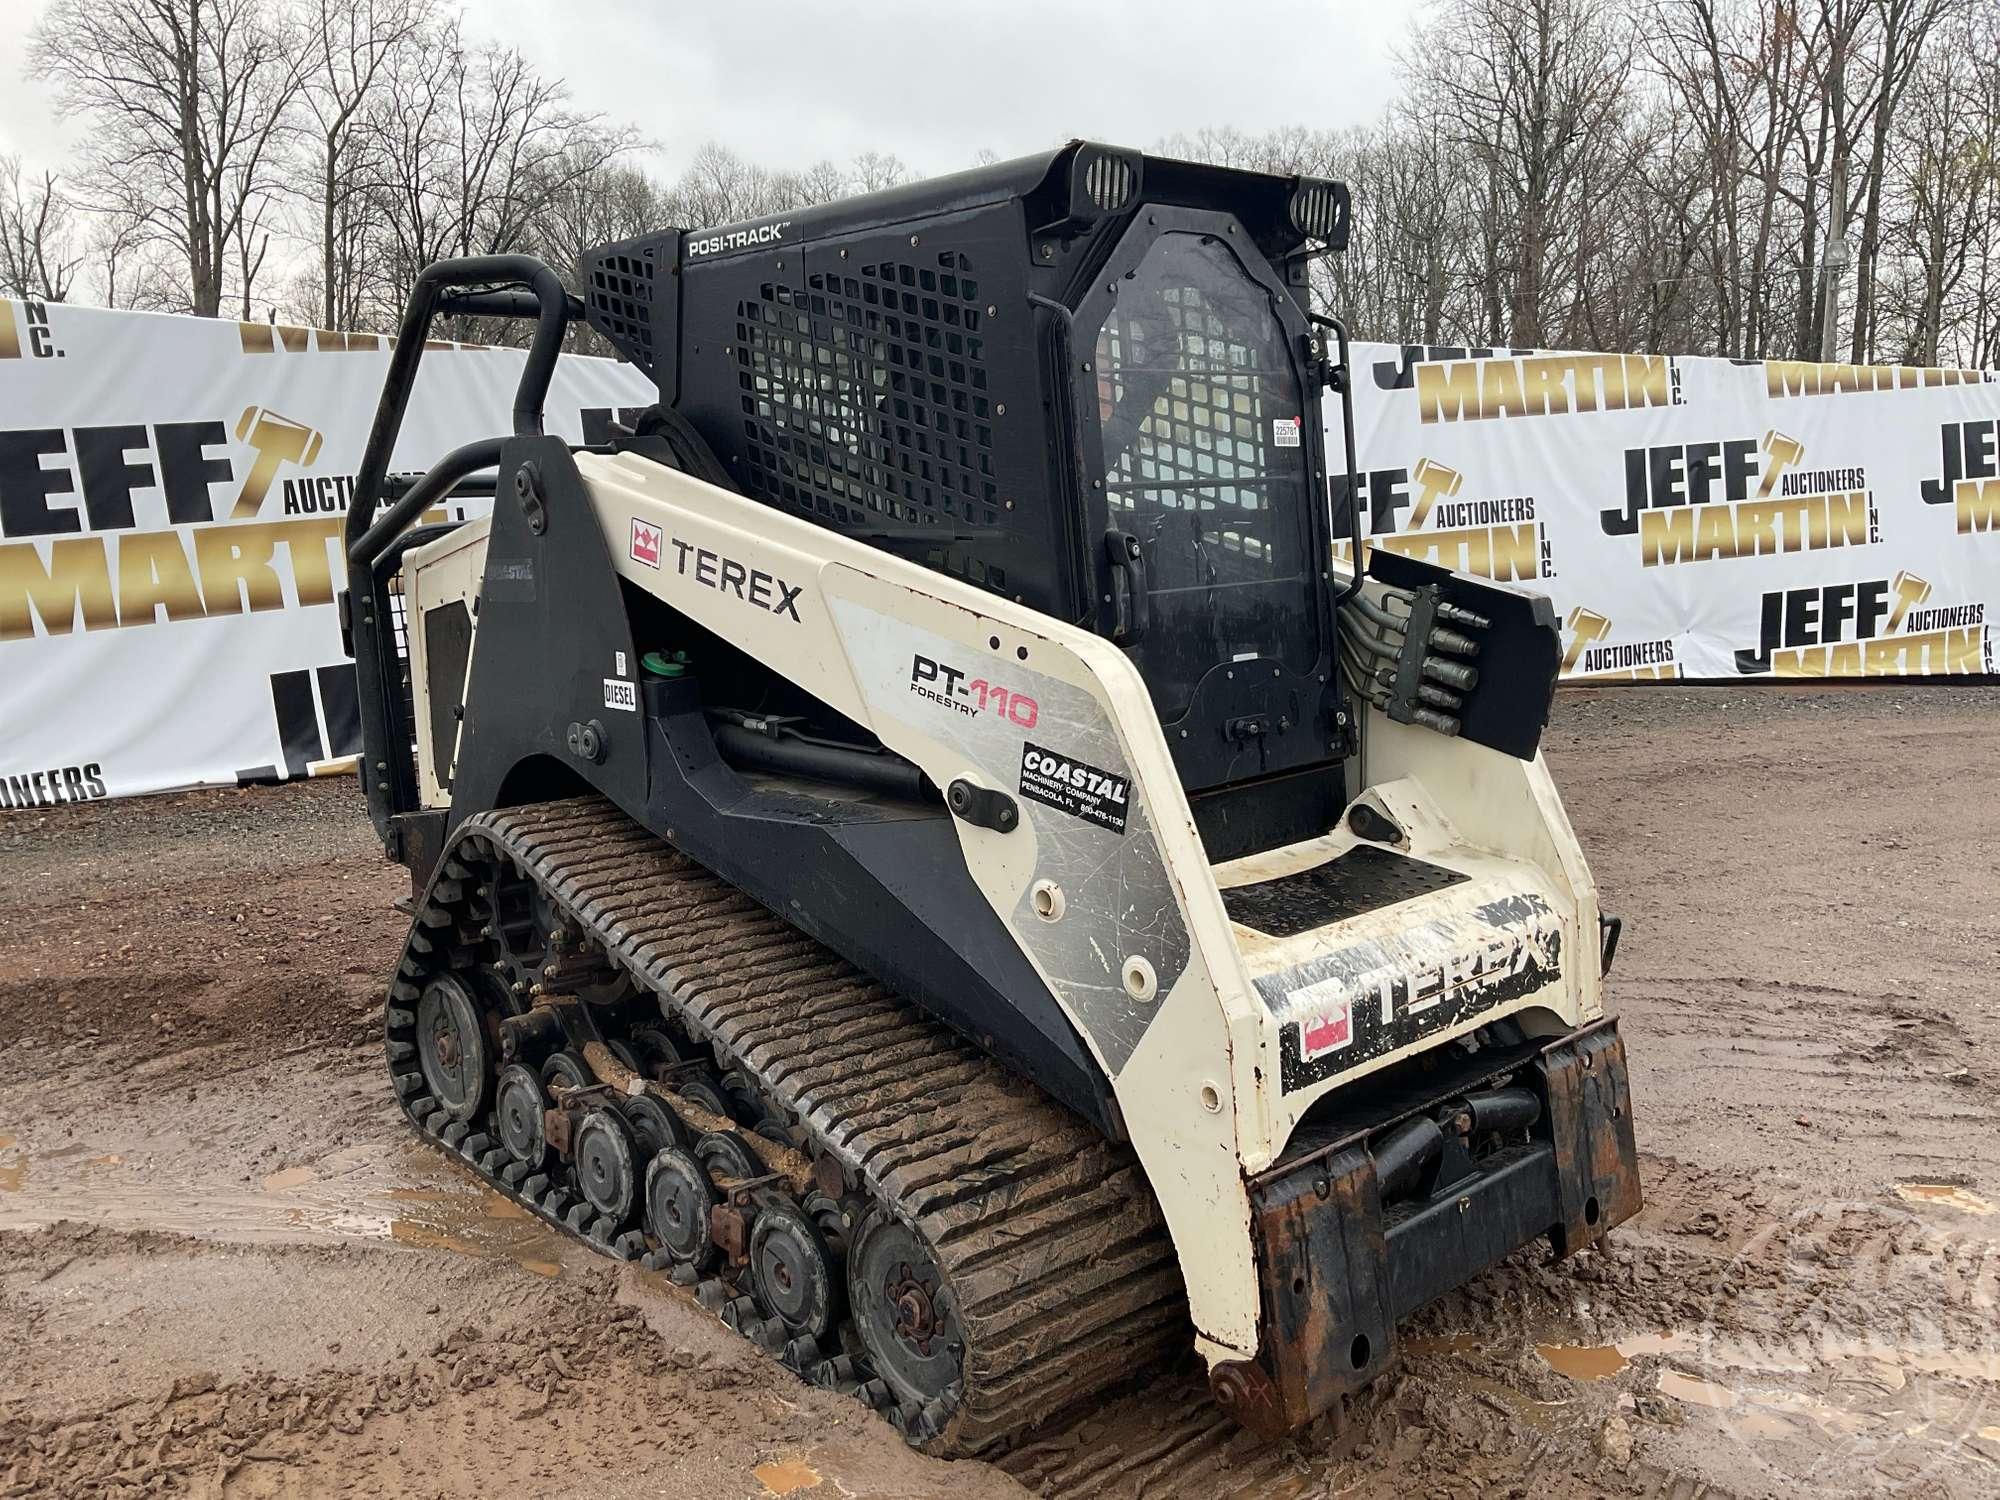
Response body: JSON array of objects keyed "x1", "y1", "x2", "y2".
[{"x1": 383, "y1": 796, "x2": 1190, "y2": 1455}]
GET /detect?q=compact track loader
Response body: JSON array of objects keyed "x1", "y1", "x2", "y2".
[{"x1": 343, "y1": 143, "x2": 1641, "y2": 1451}]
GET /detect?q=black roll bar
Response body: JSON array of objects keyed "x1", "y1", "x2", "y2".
[
  {"x1": 351, "y1": 437, "x2": 506, "y2": 571},
  {"x1": 343, "y1": 254, "x2": 579, "y2": 845},
  {"x1": 345, "y1": 254, "x2": 571, "y2": 568}
]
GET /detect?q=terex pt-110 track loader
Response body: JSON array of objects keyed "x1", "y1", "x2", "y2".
[{"x1": 343, "y1": 143, "x2": 1640, "y2": 1450}]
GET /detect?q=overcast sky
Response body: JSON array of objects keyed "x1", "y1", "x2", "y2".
[{"x1": 0, "y1": 0, "x2": 1417, "y2": 182}]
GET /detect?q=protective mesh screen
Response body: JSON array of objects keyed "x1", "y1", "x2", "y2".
[
  {"x1": 1095, "y1": 239, "x2": 1308, "y2": 566},
  {"x1": 586, "y1": 250, "x2": 658, "y2": 373},
  {"x1": 733, "y1": 253, "x2": 1006, "y2": 589}
]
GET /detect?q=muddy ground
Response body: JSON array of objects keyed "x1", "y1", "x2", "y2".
[{"x1": 2, "y1": 685, "x2": 1997, "y2": 1499}]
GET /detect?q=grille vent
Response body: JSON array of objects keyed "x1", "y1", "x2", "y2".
[{"x1": 1082, "y1": 153, "x2": 1136, "y2": 213}]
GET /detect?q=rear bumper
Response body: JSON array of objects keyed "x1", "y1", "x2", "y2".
[{"x1": 1209, "y1": 1018, "x2": 1641, "y2": 1435}]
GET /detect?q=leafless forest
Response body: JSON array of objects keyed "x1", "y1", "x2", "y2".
[{"x1": 4, "y1": 0, "x2": 1998, "y2": 365}]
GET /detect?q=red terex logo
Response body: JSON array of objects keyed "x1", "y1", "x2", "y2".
[
  {"x1": 1300, "y1": 1003, "x2": 1352, "y2": 1060},
  {"x1": 630, "y1": 518, "x2": 662, "y2": 569}
]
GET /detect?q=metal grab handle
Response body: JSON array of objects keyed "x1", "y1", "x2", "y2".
[{"x1": 1309, "y1": 312, "x2": 1365, "y2": 604}]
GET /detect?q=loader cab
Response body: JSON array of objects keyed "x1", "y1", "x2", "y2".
[{"x1": 580, "y1": 142, "x2": 1355, "y2": 858}]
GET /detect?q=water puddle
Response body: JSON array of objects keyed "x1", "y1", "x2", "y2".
[
  {"x1": 1658, "y1": 1369, "x2": 1739, "y2": 1408},
  {"x1": 383, "y1": 1184, "x2": 565, "y2": 1279},
  {"x1": 1895, "y1": 1182, "x2": 1996, "y2": 1216},
  {"x1": 1536, "y1": 1331, "x2": 1698, "y2": 1380},
  {"x1": 0, "y1": 1132, "x2": 567, "y2": 1279},
  {"x1": 753, "y1": 1458, "x2": 822, "y2": 1495}
]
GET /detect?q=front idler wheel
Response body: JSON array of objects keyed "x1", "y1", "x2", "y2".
[
  {"x1": 573, "y1": 1108, "x2": 641, "y2": 1227},
  {"x1": 646, "y1": 1146, "x2": 721, "y2": 1271},
  {"x1": 750, "y1": 1200, "x2": 842, "y2": 1342},
  {"x1": 415, "y1": 974, "x2": 494, "y2": 1122},
  {"x1": 848, "y1": 1211, "x2": 965, "y2": 1418}
]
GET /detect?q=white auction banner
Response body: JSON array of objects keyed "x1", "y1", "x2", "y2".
[
  {"x1": 3, "y1": 303, "x2": 1996, "y2": 809},
  {"x1": 0, "y1": 299, "x2": 653, "y2": 808},
  {"x1": 1336, "y1": 343, "x2": 1999, "y2": 682}
]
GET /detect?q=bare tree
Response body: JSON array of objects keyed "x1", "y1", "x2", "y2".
[
  {"x1": 359, "y1": 15, "x2": 640, "y2": 327},
  {"x1": 31, "y1": 0, "x2": 307, "y2": 317},
  {"x1": 0, "y1": 157, "x2": 84, "y2": 301},
  {"x1": 848, "y1": 150, "x2": 908, "y2": 193},
  {"x1": 1403, "y1": 0, "x2": 1638, "y2": 347},
  {"x1": 1879, "y1": 11, "x2": 1997, "y2": 362},
  {"x1": 297, "y1": 0, "x2": 431, "y2": 329}
]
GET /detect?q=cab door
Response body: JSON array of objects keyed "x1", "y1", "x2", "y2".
[{"x1": 1074, "y1": 213, "x2": 1339, "y2": 793}]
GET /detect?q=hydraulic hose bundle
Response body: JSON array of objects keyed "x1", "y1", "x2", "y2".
[{"x1": 1336, "y1": 583, "x2": 1491, "y2": 738}]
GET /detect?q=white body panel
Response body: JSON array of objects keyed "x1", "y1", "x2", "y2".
[
  {"x1": 404, "y1": 515, "x2": 490, "y2": 807},
  {"x1": 401, "y1": 454, "x2": 1600, "y2": 1369}
]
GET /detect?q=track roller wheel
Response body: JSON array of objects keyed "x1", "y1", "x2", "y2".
[
  {"x1": 630, "y1": 1024, "x2": 683, "y2": 1079},
  {"x1": 749, "y1": 1201, "x2": 842, "y2": 1342},
  {"x1": 675, "y1": 1073, "x2": 732, "y2": 1119},
  {"x1": 848, "y1": 1211, "x2": 965, "y2": 1415},
  {"x1": 573, "y1": 1108, "x2": 642, "y2": 1227},
  {"x1": 753, "y1": 1120, "x2": 797, "y2": 1152},
  {"x1": 619, "y1": 1093, "x2": 688, "y2": 1157},
  {"x1": 645, "y1": 1147, "x2": 720, "y2": 1271},
  {"x1": 494, "y1": 1063, "x2": 553, "y2": 1171},
  {"x1": 694, "y1": 1129, "x2": 763, "y2": 1184},
  {"x1": 720, "y1": 1069, "x2": 774, "y2": 1127},
  {"x1": 606, "y1": 1038, "x2": 644, "y2": 1075},
  {"x1": 540, "y1": 1048, "x2": 592, "y2": 1094},
  {"x1": 804, "y1": 1190, "x2": 855, "y2": 1259},
  {"x1": 415, "y1": 974, "x2": 494, "y2": 1122}
]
